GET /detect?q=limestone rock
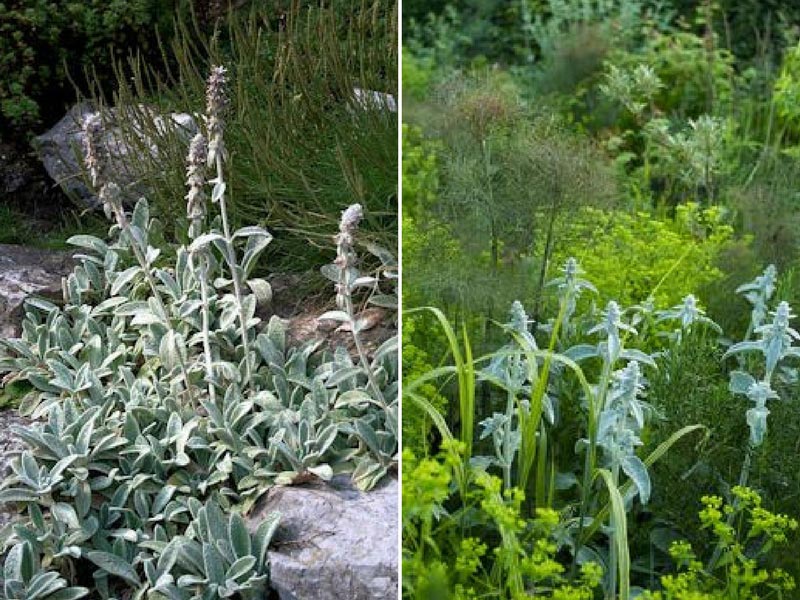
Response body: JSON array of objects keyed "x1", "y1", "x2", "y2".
[
  {"x1": 34, "y1": 102, "x2": 197, "y2": 207},
  {"x1": 0, "y1": 244, "x2": 75, "y2": 338},
  {"x1": 248, "y1": 475, "x2": 398, "y2": 600}
]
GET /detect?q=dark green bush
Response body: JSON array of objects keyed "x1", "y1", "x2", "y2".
[{"x1": 0, "y1": 0, "x2": 180, "y2": 137}]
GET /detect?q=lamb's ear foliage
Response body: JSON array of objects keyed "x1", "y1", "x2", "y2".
[
  {"x1": 404, "y1": 255, "x2": 799, "y2": 599},
  {"x1": 722, "y1": 266, "x2": 799, "y2": 447},
  {"x1": 0, "y1": 65, "x2": 397, "y2": 598}
]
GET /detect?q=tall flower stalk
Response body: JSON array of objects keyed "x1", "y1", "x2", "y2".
[
  {"x1": 204, "y1": 65, "x2": 253, "y2": 384},
  {"x1": 82, "y1": 116, "x2": 194, "y2": 400},
  {"x1": 185, "y1": 132, "x2": 217, "y2": 402},
  {"x1": 332, "y1": 204, "x2": 385, "y2": 405}
]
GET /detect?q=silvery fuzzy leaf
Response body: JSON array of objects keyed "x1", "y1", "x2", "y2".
[
  {"x1": 145, "y1": 246, "x2": 161, "y2": 266},
  {"x1": 226, "y1": 556, "x2": 256, "y2": 582},
  {"x1": 3, "y1": 543, "x2": 28, "y2": 584},
  {"x1": 352, "y1": 459, "x2": 387, "y2": 491},
  {"x1": 177, "y1": 574, "x2": 207, "y2": 588},
  {"x1": 320, "y1": 264, "x2": 340, "y2": 283},
  {"x1": 629, "y1": 400, "x2": 645, "y2": 431},
  {"x1": 68, "y1": 234, "x2": 109, "y2": 255},
  {"x1": 24, "y1": 297, "x2": 58, "y2": 314},
  {"x1": 351, "y1": 276, "x2": 378, "y2": 289},
  {"x1": 306, "y1": 464, "x2": 333, "y2": 481},
  {"x1": 266, "y1": 316, "x2": 288, "y2": 352},
  {"x1": 87, "y1": 551, "x2": 141, "y2": 586},
  {"x1": 180, "y1": 299, "x2": 204, "y2": 319},
  {"x1": 723, "y1": 340, "x2": 763, "y2": 359},
  {"x1": 132, "y1": 199, "x2": 150, "y2": 231},
  {"x1": 111, "y1": 267, "x2": 142, "y2": 296},
  {"x1": 242, "y1": 294, "x2": 259, "y2": 324},
  {"x1": 354, "y1": 421, "x2": 382, "y2": 457},
  {"x1": 242, "y1": 235, "x2": 272, "y2": 278},
  {"x1": 189, "y1": 233, "x2": 226, "y2": 254},
  {"x1": 159, "y1": 331, "x2": 187, "y2": 372},
  {"x1": 219, "y1": 302, "x2": 239, "y2": 331},
  {"x1": 253, "y1": 512, "x2": 280, "y2": 570},
  {"x1": 729, "y1": 370, "x2": 756, "y2": 395},
  {"x1": 110, "y1": 529, "x2": 140, "y2": 543},
  {"x1": 84, "y1": 259, "x2": 104, "y2": 289},
  {"x1": 542, "y1": 394, "x2": 556, "y2": 425},
  {"x1": 620, "y1": 454, "x2": 651, "y2": 505},
  {"x1": 318, "y1": 310, "x2": 351, "y2": 323},
  {"x1": 364, "y1": 242, "x2": 397, "y2": 267},
  {"x1": 564, "y1": 344, "x2": 598, "y2": 362},
  {"x1": 746, "y1": 406, "x2": 769, "y2": 446},
  {"x1": 315, "y1": 424, "x2": 339, "y2": 456},
  {"x1": 156, "y1": 270, "x2": 181, "y2": 299},
  {"x1": 125, "y1": 225, "x2": 149, "y2": 255},
  {"x1": 596, "y1": 410, "x2": 618, "y2": 443},
  {"x1": 247, "y1": 279, "x2": 272, "y2": 307},
  {"x1": 620, "y1": 348, "x2": 656, "y2": 368},
  {"x1": 369, "y1": 294, "x2": 397, "y2": 309},
  {"x1": 233, "y1": 226, "x2": 271, "y2": 240},
  {"x1": 227, "y1": 513, "x2": 251, "y2": 561},
  {"x1": 211, "y1": 181, "x2": 227, "y2": 203},
  {"x1": 334, "y1": 390, "x2": 375, "y2": 410},
  {"x1": 479, "y1": 413, "x2": 508, "y2": 440},
  {"x1": 326, "y1": 366, "x2": 363, "y2": 388},
  {"x1": 115, "y1": 300, "x2": 150, "y2": 317},
  {"x1": 0, "y1": 488, "x2": 41, "y2": 503}
]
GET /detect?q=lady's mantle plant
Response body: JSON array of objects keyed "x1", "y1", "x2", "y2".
[{"x1": 0, "y1": 65, "x2": 397, "y2": 598}]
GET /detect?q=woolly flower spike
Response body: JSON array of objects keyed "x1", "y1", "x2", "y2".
[
  {"x1": 82, "y1": 113, "x2": 104, "y2": 188},
  {"x1": 339, "y1": 203, "x2": 364, "y2": 233},
  {"x1": 334, "y1": 204, "x2": 363, "y2": 264},
  {"x1": 185, "y1": 133, "x2": 208, "y2": 239},
  {"x1": 333, "y1": 204, "x2": 363, "y2": 309},
  {"x1": 589, "y1": 300, "x2": 636, "y2": 362},
  {"x1": 505, "y1": 299, "x2": 537, "y2": 350},
  {"x1": 205, "y1": 65, "x2": 228, "y2": 166},
  {"x1": 508, "y1": 300, "x2": 529, "y2": 334}
]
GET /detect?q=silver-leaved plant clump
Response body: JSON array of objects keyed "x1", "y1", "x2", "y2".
[{"x1": 0, "y1": 65, "x2": 397, "y2": 599}]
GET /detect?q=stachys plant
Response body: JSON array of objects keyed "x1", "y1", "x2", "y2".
[{"x1": 0, "y1": 64, "x2": 397, "y2": 598}]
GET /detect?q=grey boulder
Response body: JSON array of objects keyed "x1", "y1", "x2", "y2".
[
  {"x1": 34, "y1": 102, "x2": 197, "y2": 207},
  {"x1": 248, "y1": 475, "x2": 398, "y2": 600},
  {"x1": 0, "y1": 244, "x2": 75, "y2": 338}
]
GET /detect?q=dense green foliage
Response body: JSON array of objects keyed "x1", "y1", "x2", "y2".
[
  {"x1": 403, "y1": 0, "x2": 800, "y2": 597},
  {"x1": 403, "y1": 265, "x2": 800, "y2": 598},
  {"x1": 0, "y1": 0, "x2": 178, "y2": 136}
]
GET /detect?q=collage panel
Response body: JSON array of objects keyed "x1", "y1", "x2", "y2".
[
  {"x1": 3, "y1": 0, "x2": 800, "y2": 598},
  {"x1": 0, "y1": 2, "x2": 398, "y2": 600},
  {"x1": 401, "y1": 1, "x2": 800, "y2": 599}
]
